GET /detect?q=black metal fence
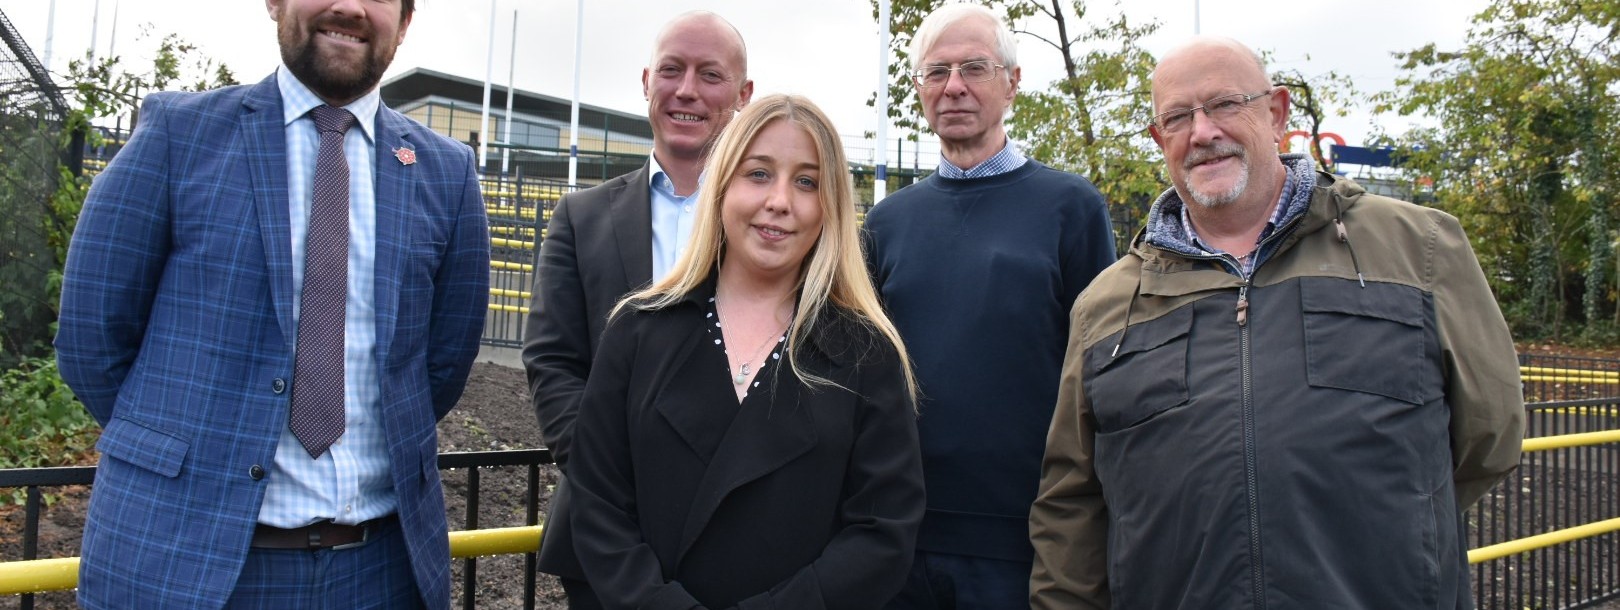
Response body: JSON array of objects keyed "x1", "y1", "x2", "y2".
[
  {"x1": 0, "y1": 449, "x2": 554, "y2": 610},
  {"x1": 479, "y1": 170, "x2": 569, "y2": 349},
  {"x1": 5, "y1": 369, "x2": 1617, "y2": 609},
  {"x1": 438, "y1": 449, "x2": 552, "y2": 610},
  {"x1": 1521, "y1": 353, "x2": 1620, "y2": 403},
  {"x1": 1472, "y1": 353, "x2": 1620, "y2": 609},
  {"x1": 0, "y1": 7, "x2": 75, "y2": 366}
]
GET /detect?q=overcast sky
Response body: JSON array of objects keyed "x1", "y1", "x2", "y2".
[{"x1": 6, "y1": 0, "x2": 1490, "y2": 166}]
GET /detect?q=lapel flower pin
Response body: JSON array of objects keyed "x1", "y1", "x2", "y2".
[{"x1": 393, "y1": 146, "x2": 417, "y2": 166}]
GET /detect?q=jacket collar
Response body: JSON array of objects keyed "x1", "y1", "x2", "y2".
[
  {"x1": 671, "y1": 272, "x2": 866, "y2": 368},
  {"x1": 1128, "y1": 166, "x2": 1363, "y2": 298}
]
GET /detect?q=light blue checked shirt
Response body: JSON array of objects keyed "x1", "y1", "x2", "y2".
[
  {"x1": 649, "y1": 154, "x2": 702, "y2": 282},
  {"x1": 259, "y1": 65, "x2": 393, "y2": 528},
  {"x1": 935, "y1": 138, "x2": 1027, "y2": 179}
]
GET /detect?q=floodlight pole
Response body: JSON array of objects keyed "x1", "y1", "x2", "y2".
[
  {"x1": 501, "y1": 10, "x2": 517, "y2": 175},
  {"x1": 874, "y1": 0, "x2": 891, "y2": 204},
  {"x1": 567, "y1": 0, "x2": 583, "y2": 187},
  {"x1": 478, "y1": 0, "x2": 497, "y2": 171}
]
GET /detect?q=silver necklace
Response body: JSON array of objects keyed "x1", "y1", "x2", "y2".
[
  {"x1": 719, "y1": 301, "x2": 789, "y2": 386},
  {"x1": 730, "y1": 330, "x2": 783, "y2": 386}
]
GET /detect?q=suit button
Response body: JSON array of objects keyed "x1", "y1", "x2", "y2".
[
  {"x1": 249, "y1": 465, "x2": 265, "y2": 480},
  {"x1": 271, "y1": 378, "x2": 286, "y2": 394}
]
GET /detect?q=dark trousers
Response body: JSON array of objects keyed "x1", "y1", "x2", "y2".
[
  {"x1": 225, "y1": 516, "x2": 423, "y2": 610},
  {"x1": 885, "y1": 550, "x2": 1033, "y2": 610}
]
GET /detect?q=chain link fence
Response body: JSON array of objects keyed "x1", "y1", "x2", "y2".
[{"x1": 0, "y1": 8, "x2": 74, "y2": 365}]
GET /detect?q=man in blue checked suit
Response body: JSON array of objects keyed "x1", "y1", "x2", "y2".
[{"x1": 54, "y1": 0, "x2": 488, "y2": 608}]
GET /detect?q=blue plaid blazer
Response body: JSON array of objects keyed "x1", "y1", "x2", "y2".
[{"x1": 55, "y1": 72, "x2": 490, "y2": 609}]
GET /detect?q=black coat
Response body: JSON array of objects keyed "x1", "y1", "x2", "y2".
[
  {"x1": 570, "y1": 288, "x2": 925, "y2": 610},
  {"x1": 522, "y1": 163, "x2": 653, "y2": 579}
]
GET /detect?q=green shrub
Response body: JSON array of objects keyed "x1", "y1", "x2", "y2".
[{"x1": 0, "y1": 353, "x2": 99, "y2": 504}]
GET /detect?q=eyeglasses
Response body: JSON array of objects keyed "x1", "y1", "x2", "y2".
[
  {"x1": 1149, "y1": 89, "x2": 1276, "y2": 133},
  {"x1": 911, "y1": 60, "x2": 1005, "y2": 89}
]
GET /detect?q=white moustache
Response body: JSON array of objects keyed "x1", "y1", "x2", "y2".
[{"x1": 1184, "y1": 142, "x2": 1247, "y2": 170}]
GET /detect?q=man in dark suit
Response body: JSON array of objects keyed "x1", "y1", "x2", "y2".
[
  {"x1": 521, "y1": 10, "x2": 752, "y2": 608},
  {"x1": 54, "y1": 0, "x2": 488, "y2": 607}
]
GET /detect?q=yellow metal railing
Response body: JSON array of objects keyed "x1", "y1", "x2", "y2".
[
  {"x1": 0, "y1": 526, "x2": 544, "y2": 595},
  {"x1": 10, "y1": 369, "x2": 1620, "y2": 596},
  {"x1": 490, "y1": 288, "x2": 531, "y2": 300},
  {"x1": 1522, "y1": 365, "x2": 1620, "y2": 385},
  {"x1": 1468, "y1": 518, "x2": 1620, "y2": 564},
  {"x1": 491, "y1": 237, "x2": 534, "y2": 251},
  {"x1": 1521, "y1": 429, "x2": 1620, "y2": 452},
  {"x1": 491, "y1": 260, "x2": 534, "y2": 273}
]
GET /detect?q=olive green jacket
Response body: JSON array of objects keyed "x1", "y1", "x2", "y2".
[{"x1": 1030, "y1": 169, "x2": 1524, "y2": 610}]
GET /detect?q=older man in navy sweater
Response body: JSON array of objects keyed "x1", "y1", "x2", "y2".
[{"x1": 864, "y1": 4, "x2": 1115, "y2": 608}]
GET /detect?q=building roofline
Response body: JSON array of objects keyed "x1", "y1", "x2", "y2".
[{"x1": 381, "y1": 67, "x2": 651, "y2": 139}]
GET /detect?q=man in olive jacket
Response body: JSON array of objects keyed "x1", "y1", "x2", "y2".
[{"x1": 1029, "y1": 36, "x2": 1524, "y2": 610}]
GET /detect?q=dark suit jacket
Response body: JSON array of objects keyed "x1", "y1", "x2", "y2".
[
  {"x1": 55, "y1": 73, "x2": 490, "y2": 609},
  {"x1": 521, "y1": 162, "x2": 652, "y2": 578},
  {"x1": 569, "y1": 288, "x2": 925, "y2": 610}
]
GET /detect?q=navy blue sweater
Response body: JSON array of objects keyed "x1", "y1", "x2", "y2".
[{"x1": 864, "y1": 160, "x2": 1115, "y2": 561}]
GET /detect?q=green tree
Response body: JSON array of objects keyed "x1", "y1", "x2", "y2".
[
  {"x1": 1373, "y1": 0, "x2": 1618, "y2": 341},
  {"x1": 1270, "y1": 64, "x2": 1359, "y2": 173},
  {"x1": 869, "y1": 2, "x2": 1363, "y2": 251},
  {"x1": 0, "y1": 31, "x2": 236, "y2": 480},
  {"x1": 47, "y1": 32, "x2": 237, "y2": 330}
]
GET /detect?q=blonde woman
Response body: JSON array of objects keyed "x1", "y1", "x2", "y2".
[{"x1": 567, "y1": 94, "x2": 923, "y2": 609}]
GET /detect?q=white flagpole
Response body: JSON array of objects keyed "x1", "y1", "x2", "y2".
[
  {"x1": 501, "y1": 9, "x2": 517, "y2": 174},
  {"x1": 43, "y1": 0, "x2": 56, "y2": 74},
  {"x1": 478, "y1": 0, "x2": 497, "y2": 172},
  {"x1": 567, "y1": 0, "x2": 584, "y2": 187},
  {"x1": 874, "y1": 0, "x2": 891, "y2": 203},
  {"x1": 88, "y1": 0, "x2": 101, "y2": 64},
  {"x1": 106, "y1": 0, "x2": 119, "y2": 60}
]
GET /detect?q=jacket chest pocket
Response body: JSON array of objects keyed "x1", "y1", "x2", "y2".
[
  {"x1": 1086, "y1": 305, "x2": 1193, "y2": 433},
  {"x1": 1301, "y1": 277, "x2": 1437, "y2": 404}
]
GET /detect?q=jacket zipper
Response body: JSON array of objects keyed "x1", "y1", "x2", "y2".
[
  {"x1": 1237, "y1": 277, "x2": 1265, "y2": 609},
  {"x1": 1140, "y1": 200, "x2": 1311, "y2": 609}
]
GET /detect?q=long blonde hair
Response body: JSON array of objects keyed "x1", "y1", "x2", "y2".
[{"x1": 615, "y1": 94, "x2": 916, "y2": 401}]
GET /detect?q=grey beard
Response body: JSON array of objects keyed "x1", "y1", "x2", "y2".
[
  {"x1": 1188, "y1": 162, "x2": 1249, "y2": 208},
  {"x1": 1184, "y1": 143, "x2": 1250, "y2": 209}
]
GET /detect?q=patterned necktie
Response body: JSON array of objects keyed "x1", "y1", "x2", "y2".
[{"x1": 290, "y1": 104, "x2": 356, "y2": 459}]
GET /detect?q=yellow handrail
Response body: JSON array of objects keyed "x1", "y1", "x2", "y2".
[
  {"x1": 1520, "y1": 429, "x2": 1620, "y2": 452},
  {"x1": 0, "y1": 557, "x2": 76, "y2": 596},
  {"x1": 490, "y1": 288, "x2": 531, "y2": 300},
  {"x1": 1522, "y1": 373, "x2": 1613, "y2": 381},
  {"x1": 8, "y1": 423, "x2": 1620, "y2": 595},
  {"x1": 450, "y1": 525, "x2": 542, "y2": 559},
  {"x1": 1521, "y1": 366, "x2": 1619, "y2": 379},
  {"x1": 491, "y1": 261, "x2": 534, "y2": 273},
  {"x1": 1469, "y1": 518, "x2": 1620, "y2": 564},
  {"x1": 491, "y1": 237, "x2": 534, "y2": 250},
  {"x1": 0, "y1": 526, "x2": 545, "y2": 595}
]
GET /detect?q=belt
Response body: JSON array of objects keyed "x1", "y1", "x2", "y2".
[{"x1": 251, "y1": 515, "x2": 395, "y2": 550}]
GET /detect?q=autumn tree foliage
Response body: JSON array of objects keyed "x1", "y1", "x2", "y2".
[{"x1": 1376, "y1": 0, "x2": 1619, "y2": 341}]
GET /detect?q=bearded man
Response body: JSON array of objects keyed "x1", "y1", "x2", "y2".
[{"x1": 56, "y1": 0, "x2": 489, "y2": 607}]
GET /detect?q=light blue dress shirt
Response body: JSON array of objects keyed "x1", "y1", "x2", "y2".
[
  {"x1": 936, "y1": 138, "x2": 1027, "y2": 179},
  {"x1": 259, "y1": 65, "x2": 394, "y2": 528},
  {"x1": 649, "y1": 154, "x2": 701, "y2": 282}
]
